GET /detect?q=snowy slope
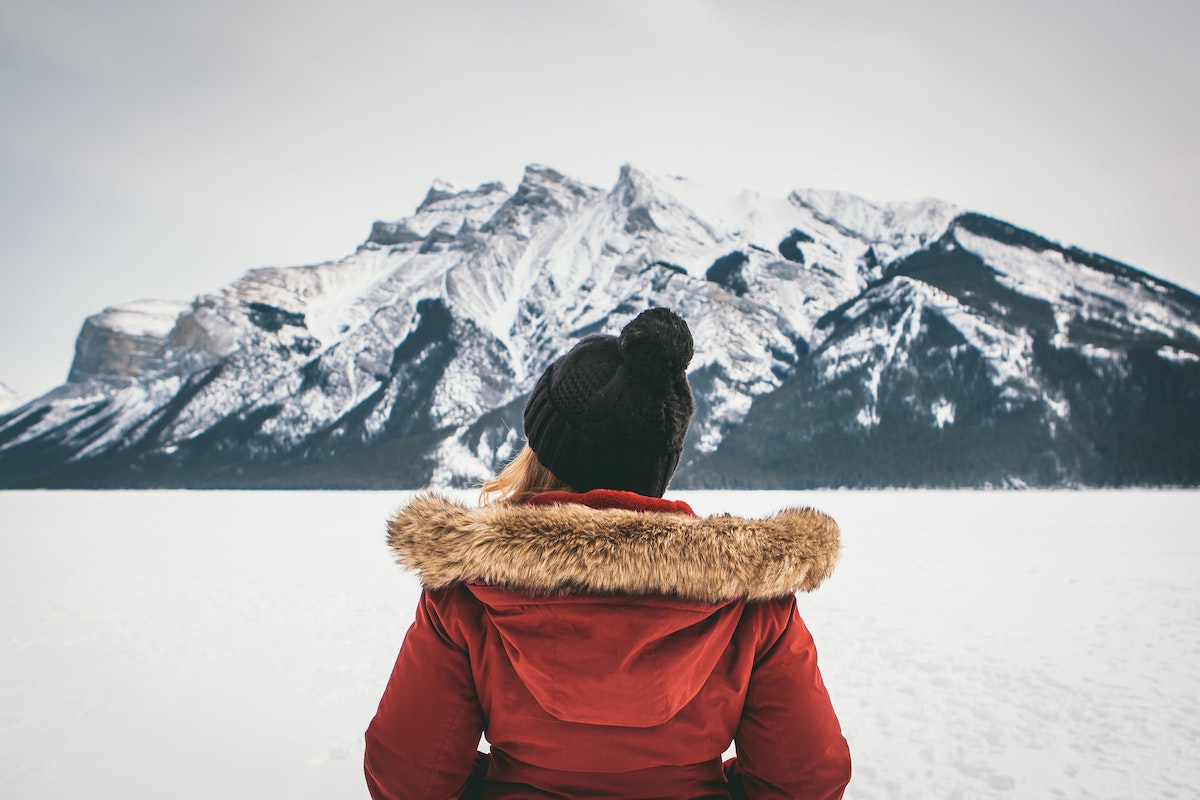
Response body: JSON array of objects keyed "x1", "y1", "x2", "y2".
[{"x1": 1, "y1": 164, "x2": 1198, "y2": 488}]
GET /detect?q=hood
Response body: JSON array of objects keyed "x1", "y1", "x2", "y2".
[
  {"x1": 385, "y1": 492, "x2": 841, "y2": 602},
  {"x1": 466, "y1": 584, "x2": 744, "y2": 727},
  {"x1": 386, "y1": 492, "x2": 841, "y2": 728}
]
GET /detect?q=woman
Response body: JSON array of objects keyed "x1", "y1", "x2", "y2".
[{"x1": 365, "y1": 308, "x2": 851, "y2": 799}]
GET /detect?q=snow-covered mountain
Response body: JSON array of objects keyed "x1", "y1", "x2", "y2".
[{"x1": 2, "y1": 164, "x2": 1198, "y2": 488}]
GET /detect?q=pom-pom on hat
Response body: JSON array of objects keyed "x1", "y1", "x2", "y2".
[{"x1": 523, "y1": 308, "x2": 695, "y2": 498}]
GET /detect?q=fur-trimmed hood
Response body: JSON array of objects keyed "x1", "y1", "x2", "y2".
[{"x1": 386, "y1": 492, "x2": 841, "y2": 603}]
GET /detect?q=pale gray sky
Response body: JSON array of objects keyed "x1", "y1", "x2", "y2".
[{"x1": 2, "y1": 0, "x2": 1197, "y2": 398}]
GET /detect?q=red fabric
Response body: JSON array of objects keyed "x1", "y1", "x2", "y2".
[
  {"x1": 365, "y1": 493, "x2": 850, "y2": 800},
  {"x1": 527, "y1": 488, "x2": 697, "y2": 516}
]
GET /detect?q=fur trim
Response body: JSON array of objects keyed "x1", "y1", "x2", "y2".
[{"x1": 386, "y1": 493, "x2": 841, "y2": 602}]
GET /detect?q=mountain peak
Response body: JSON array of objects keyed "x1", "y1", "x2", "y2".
[
  {"x1": 417, "y1": 179, "x2": 468, "y2": 210},
  {"x1": 514, "y1": 163, "x2": 600, "y2": 198},
  {"x1": 521, "y1": 163, "x2": 566, "y2": 181},
  {"x1": 611, "y1": 163, "x2": 668, "y2": 207},
  {"x1": 416, "y1": 179, "x2": 508, "y2": 214},
  {"x1": 370, "y1": 180, "x2": 510, "y2": 246},
  {"x1": 478, "y1": 164, "x2": 602, "y2": 234}
]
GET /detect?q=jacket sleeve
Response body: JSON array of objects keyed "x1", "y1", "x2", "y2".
[
  {"x1": 729, "y1": 596, "x2": 851, "y2": 800},
  {"x1": 365, "y1": 588, "x2": 486, "y2": 800}
]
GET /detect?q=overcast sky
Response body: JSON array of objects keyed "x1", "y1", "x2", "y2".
[{"x1": 2, "y1": 0, "x2": 1197, "y2": 398}]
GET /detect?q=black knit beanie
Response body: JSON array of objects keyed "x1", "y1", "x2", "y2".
[{"x1": 523, "y1": 308, "x2": 695, "y2": 498}]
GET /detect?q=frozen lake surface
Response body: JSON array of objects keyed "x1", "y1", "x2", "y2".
[{"x1": 1, "y1": 489, "x2": 1197, "y2": 799}]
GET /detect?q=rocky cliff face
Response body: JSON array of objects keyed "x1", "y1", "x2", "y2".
[
  {"x1": 68, "y1": 300, "x2": 191, "y2": 384},
  {"x1": 2, "y1": 164, "x2": 1198, "y2": 488}
]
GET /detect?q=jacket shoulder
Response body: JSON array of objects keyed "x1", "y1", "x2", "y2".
[
  {"x1": 418, "y1": 584, "x2": 488, "y2": 649},
  {"x1": 739, "y1": 594, "x2": 802, "y2": 658}
]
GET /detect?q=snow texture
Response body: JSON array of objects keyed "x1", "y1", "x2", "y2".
[{"x1": 1, "y1": 490, "x2": 1196, "y2": 800}]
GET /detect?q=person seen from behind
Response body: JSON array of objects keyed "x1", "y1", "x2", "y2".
[{"x1": 365, "y1": 307, "x2": 851, "y2": 799}]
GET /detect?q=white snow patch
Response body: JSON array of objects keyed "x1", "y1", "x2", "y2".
[
  {"x1": 1052, "y1": 308, "x2": 1072, "y2": 348},
  {"x1": 1078, "y1": 343, "x2": 1117, "y2": 361},
  {"x1": 1158, "y1": 345, "x2": 1200, "y2": 364},
  {"x1": 855, "y1": 406, "x2": 879, "y2": 428},
  {"x1": 1044, "y1": 393, "x2": 1071, "y2": 420},
  {"x1": 931, "y1": 397, "x2": 955, "y2": 428}
]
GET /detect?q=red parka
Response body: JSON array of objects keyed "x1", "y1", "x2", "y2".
[{"x1": 366, "y1": 490, "x2": 850, "y2": 799}]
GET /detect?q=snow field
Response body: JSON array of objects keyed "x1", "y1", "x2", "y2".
[{"x1": 1, "y1": 490, "x2": 1197, "y2": 799}]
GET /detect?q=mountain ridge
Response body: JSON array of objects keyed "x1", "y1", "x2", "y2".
[{"x1": 2, "y1": 164, "x2": 1198, "y2": 489}]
